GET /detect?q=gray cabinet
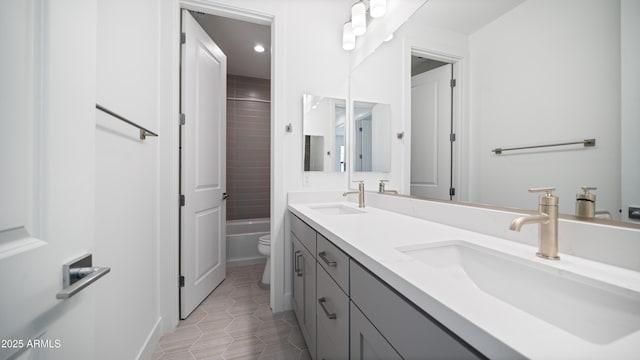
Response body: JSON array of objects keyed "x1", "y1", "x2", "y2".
[
  {"x1": 350, "y1": 302, "x2": 402, "y2": 360},
  {"x1": 316, "y1": 266, "x2": 349, "y2": 360},
  {"x1": 290, "y1": 211, "x2": 484, "y2": 360},
  {"x1": 350, "y1": 261, "x2": 482, "y2": 360},
  {"x1": 291, "y1": 231, "x2": 316, "y2": 358},
  {"x1": 317, "y1": 234, "x2": 349, "y2": 294}
]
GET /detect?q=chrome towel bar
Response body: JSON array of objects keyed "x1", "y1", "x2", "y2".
[
  {"x1": 96, "y1": 103, "x2": 159, "y2": 140},
  {"x1": 492, "y1": 138, "x2": 595, "y2": 155}
]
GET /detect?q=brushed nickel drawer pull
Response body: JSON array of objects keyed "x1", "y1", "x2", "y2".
[
  {"x1": 293, "y1": 250, "x2": 304, "y2": 276},
  {"x1": 318, "y1": 297, "x2": 337, "y2": 319},
  {"x1": 294, "y1": 250, "x2": 300, "y2": 275},
  {"x1": 319, "y1": 251, "x2": 337, "y2": 267},
  {"x1": 296, "y1": 253, "x2": 304, "y2": 277}
]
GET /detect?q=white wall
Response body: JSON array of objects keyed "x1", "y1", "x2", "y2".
[
  {"x1": 95, "y1": 0, "x2": 162, "y2": 358},
  {"x1": 621, "y1": 0, "x2": 640, "y2": 222},
  {"x1": 468, "y1": 0, "x2": 621, "y2": 216}
]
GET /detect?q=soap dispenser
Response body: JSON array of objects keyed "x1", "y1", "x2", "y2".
[{"x1": 575, "y1": 186, "x2": 597, "y2": 218}]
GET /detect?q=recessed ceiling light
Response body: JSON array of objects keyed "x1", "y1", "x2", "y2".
[{"x1": 254, "y1": 44, "x2": 265, "y2": 53}]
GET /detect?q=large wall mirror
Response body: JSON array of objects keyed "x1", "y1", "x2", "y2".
[
  {"x1": 349, "y1": 0, "x2": 640, "y2": 224},
  {"x1": 302, "y1": 94, "x2": 346, "y2": 172}
]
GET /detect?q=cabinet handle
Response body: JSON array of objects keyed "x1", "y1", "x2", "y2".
[
  {"x1": 318, "y1": 297, "x2": 337, "y2": 320},
  {"x1": 298, "y1": 253, "x2": 306, "y2": 276},
  {"x1": 319, "y1": 251, "x2": 337, "y2": 267},
  {"x1": 293, "y1": 250, "x2": 301, "y2": 275},
  {"x1": 296, "y1": 253, "x2": 304, "y2": 277}
]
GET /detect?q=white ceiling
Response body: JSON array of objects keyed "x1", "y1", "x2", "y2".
[
  {"x1": 189, "y1": 1, "x2": 525, "y2": 80},
  {"x1": 412, "y1": 0, "x2": 527, "y2": 35},
  {"x1": 192, "y1": 11, "x2": 271, "y2": 80}
]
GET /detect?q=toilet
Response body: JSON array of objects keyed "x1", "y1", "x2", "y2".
[{"x1": 257, "y1": 234, "x2": 271, "y2": 288}]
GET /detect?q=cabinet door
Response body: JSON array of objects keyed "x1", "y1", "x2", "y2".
[
  {"x1": 351, "y1": 302, "x2": 402, "y2": 360},
  {"x1": 292, "y1": 235, "x2": 305, "y2": 326},
  {"x1": 292, "y1": 233, "x2": 317, "y2": 359},
  {"x1": 302, "y1": 243, "x2": 317, "y2": 358}
]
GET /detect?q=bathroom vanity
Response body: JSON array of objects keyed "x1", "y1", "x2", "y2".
[{"x1": 288, "y1": 191, "x2": 640, "y2": 359}]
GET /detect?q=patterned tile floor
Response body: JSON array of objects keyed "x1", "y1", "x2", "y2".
[{"x1": 153, "y1": 263, "x2": 310, "y2": 360}]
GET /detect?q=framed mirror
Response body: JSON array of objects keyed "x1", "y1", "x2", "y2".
[
  {"x1": 353, "y1": 101, "x2": 391, "y2": 172},
  {"x1": 302, "y1": 94, "x2": 346, "y2": 172}
]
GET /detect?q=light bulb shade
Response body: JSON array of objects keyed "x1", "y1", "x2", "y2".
[
  {"x1": 342, "y1": 22, "x2": 356, "y2": 51},
  {"x1": 351, "y1": 2, "x2": 367, "y2": 36},
  {"x1": 370, "y1": 0, "x2": 387, "y2": 18}
]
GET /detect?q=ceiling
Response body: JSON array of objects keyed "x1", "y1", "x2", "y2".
[
  {"x1": 189, "y1": 0, "x2": 525, "y2": 80},
  {"x1": 191, "y1": 11, "x2": 271, "y2": 80},
  {"x1": 413, "y1": 0, "x2": 527, "y2": 35}
]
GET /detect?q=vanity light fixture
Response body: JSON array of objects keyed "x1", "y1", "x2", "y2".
[
  {"x1": 351, "y1": 1, "x2": 367, "y2": 36},
  {"x1": 342, "y1": 21, "x2": 356, "y2": 51},
  {"x1": 370, "y1": 0, "x2": 387, "y2": 18},
  {"x1": 343, "y1": 0, "x2": 388, "y2": 51},
  {"x1": 254, "y1": 44, "x2": 265, "y2": 53}
]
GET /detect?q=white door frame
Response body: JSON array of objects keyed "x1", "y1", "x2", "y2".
[
  {"x1": 158, "y1": 0, "x2": 281, "y2": 333},
  {"x1": 404, "y1": 45, "x2": 467, "y2": 202}
]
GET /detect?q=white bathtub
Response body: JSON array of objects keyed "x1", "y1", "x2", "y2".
[{"x1": 226, "y1": 218, "x2": 269, "y2": 266}]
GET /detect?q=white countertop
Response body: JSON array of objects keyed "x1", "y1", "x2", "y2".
[{"x1": 288, "y1": 201, "x2": 640, "y2": 359}]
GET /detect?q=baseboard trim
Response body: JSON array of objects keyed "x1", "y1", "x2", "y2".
[{"x1": 136, "y1": 317, "x2": 163, "y2": 360}]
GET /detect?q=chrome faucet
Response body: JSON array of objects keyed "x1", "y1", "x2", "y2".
[
  {"x1": 509, "y1": 187, "x2": 559, "y2": 260},
  {"x1": 378, "y1": 180, "x2": 398, "y2": 194},
  {"x1": 343, "y1": 181, "x2": 365, "y2": 208}
]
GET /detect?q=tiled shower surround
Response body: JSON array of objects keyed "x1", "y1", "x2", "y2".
[{"x1": 226, "y1": 75, "x2": 271, "y2": 221}]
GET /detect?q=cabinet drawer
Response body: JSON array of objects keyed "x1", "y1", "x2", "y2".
[
  {"x1": 350, "y1": 261, "x2": 482, "y2": 360},
  {"x1": 316, "y1": 267, "x2": 349, "y2": 360},
  {"x1": 291, "y1": 213, "x2": 316, "y2": 254},
  {"x1": 317, "y1": 234, "x2": 349, "y2": 295}
]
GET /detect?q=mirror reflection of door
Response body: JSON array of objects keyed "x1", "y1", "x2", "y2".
[
  {"x1": 410, "y1": 56, "x2": 454, "y2": 200},
  {"x1": 335, "y1": 104, "x2": 346, "y2": 172},
  {"x1": 355, "y1": 117, "x2": 373, "y2": 171}
]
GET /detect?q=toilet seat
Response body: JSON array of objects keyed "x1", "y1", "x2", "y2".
[{"x1": 258, "y1": 234, "x2": 271, "y2": 245}]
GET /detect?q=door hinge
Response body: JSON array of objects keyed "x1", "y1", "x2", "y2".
[
  {"x1": 450, "y1": 79, "x2": 457, "y2": 88},
  {"x1": 179, "y1": 275, "x2": 185, "y2": 287},
  {"x1": 180, "y1": 113, "x2": 185, "y2": 125},
  {"x1": 450, "y1": 133, "x2": 456, "y2": 142},
  {"x1": 179, "y1": 195, "x2": 185, "y2": 206},
  {"x1": 449, "y1": 187, "x2": 456, "y2": 196},
  {"x1": 180, "y1": 32, "x2": 186, "y2": 44}
]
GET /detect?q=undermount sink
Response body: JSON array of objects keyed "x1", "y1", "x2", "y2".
[
  {"x1": 397, "y1": 240, "x2": 640, "y2": 344},
  {"x1": 309, "y1": 204, "x2": 366, "y2": 215}
]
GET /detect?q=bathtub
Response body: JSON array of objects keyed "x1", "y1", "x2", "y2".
[{"x1": 226, "y1": 218, "x2": 270, "y2": 266}]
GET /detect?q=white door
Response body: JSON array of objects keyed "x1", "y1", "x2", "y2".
[
  {"x1": 1, "y1": 0, "x2": 98, "y2": 359},
  {"x1": 410, "y1": 63, "x2": 452, "y2": 200},
  {"x1": 180, "y1": 10, "x2": 227, "y2": 319}
]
